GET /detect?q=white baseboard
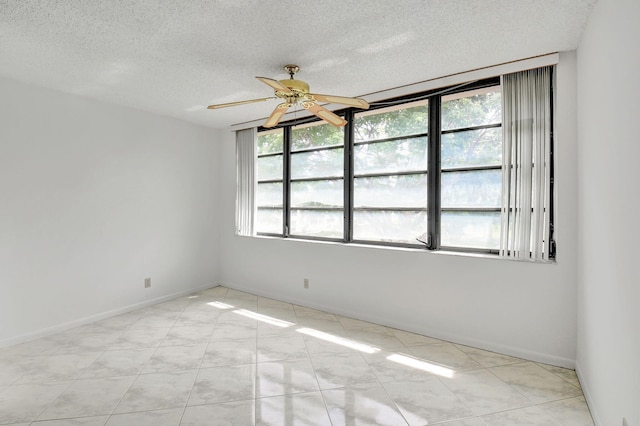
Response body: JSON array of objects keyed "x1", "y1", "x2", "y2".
[
  {"x1": 575, "y1": 360, "x2": 601, "y2": 426},
  {"x1": 221, "y1": 281, "x2": 576, "y2": 369},
  {"x1": 0, "y1": 283, "x2": 218, "y2": 349}
]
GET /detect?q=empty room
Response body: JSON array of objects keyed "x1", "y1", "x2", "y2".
[{"x1": 0, "y1": 0, "x2": 638, "y2": 425}]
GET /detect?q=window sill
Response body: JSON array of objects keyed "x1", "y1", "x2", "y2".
[{"x1": 240, "y1": 234, "x2": 556, "y2": 264}]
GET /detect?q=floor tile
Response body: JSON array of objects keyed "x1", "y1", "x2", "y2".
[
  {"x1": 51, "y1": 331, "x2": 121, "y2": 354},
  {"x1": 361, "y1": 350, "x2": 435, "y2": 383},
  {"x1": 344, "y1": 327, "x2": 407, "y2": 350},
  {"x1": 113, "y1": 370, "x2": 197, "y2": 413},
  {"x1": 109, "y1": 327, "x2": 170, "y2": 350},
  {"x1": 0, "y1": 359, "x2": 25, "y2": 385},
  {"x1": 256, "y1": 391, "x2": 331, "y2": 426},
  {"x1": 434, "y1": 418, "x2": 488, "y2": 425},
  {"x1": 481, "y1": 405, "x2": 564, "y2": 425},
  {"x1": 104, "y1": 407, "x2": 183, "y2": 426},
  {"x1": 0, "y1": 382, "x2": 70, "y2": 424},
  {"x1": 32, "y1": 416, "x2": 109, "y2": 425},
  {"x1": 322, "y1": 383, "x2": 409, "y2": 426},
  {"x1": 202, "y1": 338, "x2": 257, "y2": 367},
  {"x1": 37, "y1": 376, "x2": 135, "y2": 420},
  {"x1": 455, "y1": 344, "x2": 524, "y2": 368},
  {"x1": 256, "y1": 358, "x2": 319, "y2": 398},
  {"x1": 210, "y1": 323, "x2": 257, "y2": 341},
  {"x1": 490, "y1": 362, "x2": 582, "y2": 404},
  {"x1": 189, "y1": 364, "x2": 256, "y2": 405},
  {"x1": 181, "y1": 400, "x2": 255, "y2": 426},
  {"x1": 383, "y1": 378, "x2": 475, "y2": 425},
  {"x1": 440, "y1": 369, "x2": 532, "y2": 415},
  {"x1": 257, "y1": 334, "x2": 308, "y2": 362},
  {"x1": 80, "y1": 348, "x2": 155, "y2": 378},
  {"x1": 160, "y1": 325, "x2": 214, "y2": 347},
  {"x1": 16, "y1": 352, "x2": 102, "y2": 384},
  {"x1": 537, "y1": 363, "x2": 582, "y2": 388},
  {"x1": 539, "y1": 396, "x2": 595, "y2": 426},
  {"x1": 310, "y1": 353, "x2": 378, "y2": 390},
  {"x1": 409, "y1": 343, "x2": 482, "y2": 372},
  {"x1": 390, "y1": 328, "x2": 444, "y2": 346},
  {"x1": 142, "y1": 343, "x2": 207, "y2": 373}
]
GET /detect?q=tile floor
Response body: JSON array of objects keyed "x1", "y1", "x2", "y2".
[{"x1": 0, "y1": 286, "x2": 594, "y2": 425}]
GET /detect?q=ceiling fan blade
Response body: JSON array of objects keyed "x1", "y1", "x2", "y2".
[
  {"x1": 207, "y1": 97, "x2": 275, "y2": 110},
  {"x1": 256, "y1": 77, "x2": 293, "y2": 94},
  {"x1": 264, "y1": 103, "x2": 291, "y2": 128},
  {"x1": 302, "y1": 102, "x2": 347, "y2": 127},
  {"x1": 309, "y1": 93, "x2": 370, "y2": 109}
]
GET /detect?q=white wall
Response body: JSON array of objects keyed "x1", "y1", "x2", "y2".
[
  {"x1": 218, "y1": 53, "x2": 580, "y2": 367},
  {"x1": 576, "y1": 0, "x2": 640, "y2": 424},
  {"x1": 0, "y1": 77, "x2": 221, "y2": 346}
]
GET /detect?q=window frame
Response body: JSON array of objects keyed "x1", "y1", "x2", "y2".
[{"x1": 255, "y1": 75, "x2": 554, "y2": 256}]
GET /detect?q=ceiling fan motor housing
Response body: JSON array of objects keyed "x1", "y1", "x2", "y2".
[{"x1": 277, "y1": 79, "x2": 309, "y2": 95}]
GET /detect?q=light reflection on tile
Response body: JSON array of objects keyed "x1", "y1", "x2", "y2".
[
  {"x1": 182, "y1": 400, "x2": 255, "y2": 426},
  {"x1": 311, "y1": 353, "x2": 378, "y2": 390},
  {"x1": 384, "y1": 378, "x2": 475, "y2": 425},
  {"x1": 256, "y1": 391, "x2": 331, "y2": 426},
  {"x1": 322, "y1": 383, "x2": 408, "y2": 426},
  {"x1": 256, "y1": 358, "x2": 319, "y2": 398}
]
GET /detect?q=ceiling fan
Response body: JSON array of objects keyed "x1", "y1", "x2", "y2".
[{"x1": 207, "y1": 64, "x2": 370, "y2": 128}]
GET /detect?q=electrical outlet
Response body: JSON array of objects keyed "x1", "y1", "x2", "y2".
[
  {"x1": 303, "y1": 278, "x2": 309, "y2": 289},
  {"x1": 144, "y1": 277, "x2": 151, "y2": 288}
]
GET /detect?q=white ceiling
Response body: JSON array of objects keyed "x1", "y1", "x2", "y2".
[{"x1": 0, "y1": 0, "x2": 596, "y2": 129}]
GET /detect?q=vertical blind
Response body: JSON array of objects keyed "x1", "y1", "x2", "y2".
[
  {"x1": 500, "y1": 66, "x2": 553, "y2": 260},
  {"x1": 235, "y1": 128, "x2": 257, "y2": 236}
]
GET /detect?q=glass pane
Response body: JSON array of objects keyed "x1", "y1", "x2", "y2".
[
  {"x1": 441, "y1": 211, "x2": 501, "y2": 249},
  {"x1": 290, "y1": 210, "x2": 343, "y2": 238},
  {"x1": 291, "y1": 148, "x2": 343, "y2": 179},
  {"x1": 442, "y1": 128, "x2": 502, "y2": 168},
  {"x1": 442, "y1": 86, "x2": 501, "y2": 131},
  {"x1": 354, "y1": 174, "x2": 427, "y2": 208},
  {"x1": 355, "y1": 137, "x2": 427, "y2": 175},
  {"x1": 257, "y1": 129, "x2": 283, "y2": 155},
  {"x1": 354, "y1": 100, "x2": 428, "y2": 142},
  {"x1": 441, "y1": 170, "x2": 502, "y2": 208},
  {"x1": 292, "y1": 121, "x2": 344, "y2": 151},
  {"x1": 256, "y1": 182, "x2": 283, "y2": 207},
  {"x1": 353, "y1": 210, "x2": 427, "y2": 244},
  {"x1": 291, "y1": 180, "x2": 343, "y2": 208},
  {"x1": 257, "y1": 155, "x2": 283, "y2": 181},
  {"x1": 256, "y1": 208, "x2": 282, "y2": 234}
]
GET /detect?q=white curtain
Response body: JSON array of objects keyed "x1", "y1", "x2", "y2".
[
  {"x1": 500, "y1": 67, "x2": 552, "y2": 260},
  {"x1": 235, "y1": 128, "x2": 257, "y2": 236}
]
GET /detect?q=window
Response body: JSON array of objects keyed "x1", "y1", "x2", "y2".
[
  {"x1": 352, "y1": 100, "x2": 429, "y2": 244},
  {"x1": 253, "y1": 72, "x2": 554, "y2": 257},
  {"x1": 256, "y1": 128, "x2": 284, "y2": 234},
  {"x1": 440, "y1": 87, "x2": 502, "y2": 250}
]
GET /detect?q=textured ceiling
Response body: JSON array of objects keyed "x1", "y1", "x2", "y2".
[{"x1": 0, "y1": 0, "x2": 596, "y2": 129}]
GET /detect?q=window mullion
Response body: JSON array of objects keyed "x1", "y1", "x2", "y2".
[
  {"x1": 344, "y1": 110, "x2": 354, "y2": 243},
  {"x1": 427, "y1": 95, "x2": 441, "y2": 250},
  {"x1": 283, "y1": 126, "x2": 291, "y2": 237}
]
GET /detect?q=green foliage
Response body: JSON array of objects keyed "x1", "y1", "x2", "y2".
[
  {"x1": 292, "y1": 122, "x2": 344, "y2": 150},
  {"x1": 257, "y1": 129, "x2": 283, "y2": 155}
]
